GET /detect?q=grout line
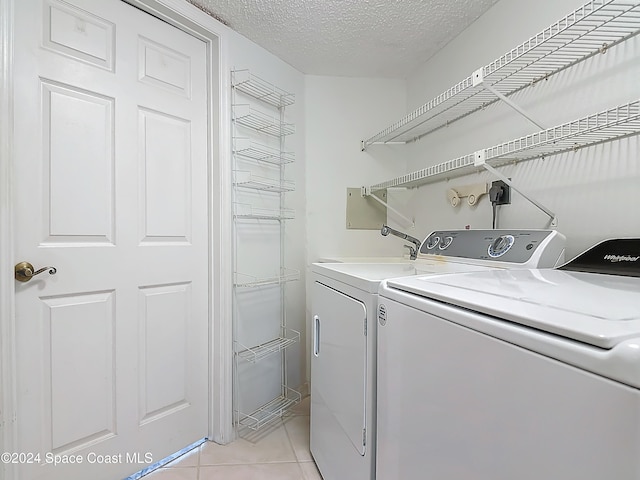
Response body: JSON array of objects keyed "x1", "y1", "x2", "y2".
[
  {"x1": 196, "y1": 444, "x2": 200, "y2": 480},
  {"x1": 281, "y1": 412, "x2": 299, "y2": 463},
  {"x1": 199, "y1": 460, "x2": 301, "y2": 468},
  {"x1": 197, "y1": 461, "x2": 308, "y2": 477}
]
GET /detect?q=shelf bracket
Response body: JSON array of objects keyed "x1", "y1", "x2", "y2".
[
  {"x1": 361, "y1": 187, "x2": 415, "y2": 227},
  {"x1": 474, "y1": 151, "x2": 558, "y2": 227},
  {"x1": 473, "y1": 69, "x2": 546, "y2": 130},
  {"x1": 362, "y1": 140, "x2": 407, "y2": 151}
]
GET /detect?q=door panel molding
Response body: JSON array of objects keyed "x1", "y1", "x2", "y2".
[
  {"x1": 1, "y1": 4, "x2": 233, "y2": 480},
  {"x1": 43, "y1": 0, "x2": 116, "y2": 71}
]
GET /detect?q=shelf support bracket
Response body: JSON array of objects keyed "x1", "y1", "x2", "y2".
[
  {"x1": 361, "y1": 187, "x2": 415, "y2": 227},
  {"x1": 474, "y1": 151, "x2": 558, "y2": 227},
  {"x1": 473, "y1": 68, "x2": 546, "y2": 131}
]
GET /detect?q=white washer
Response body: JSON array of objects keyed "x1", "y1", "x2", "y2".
[
  {"x1": 377, "y1": 237, "x2": 640, "y2": 480},
  {"x1": 310, "y1": 229, "x2": 566, "y2": 480}
]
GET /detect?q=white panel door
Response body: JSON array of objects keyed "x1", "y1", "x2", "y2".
[{"x1": 13, "y1": 1, "x2": 209, "y2": 479}]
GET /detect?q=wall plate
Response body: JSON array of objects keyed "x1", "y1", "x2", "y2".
[{"x1": 346, "y1": 188, "x2": 387, "y2": 230}]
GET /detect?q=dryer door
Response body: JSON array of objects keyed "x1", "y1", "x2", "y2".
[{"x1": 312, "y1": 281, "x2": 367, "y2": 455}]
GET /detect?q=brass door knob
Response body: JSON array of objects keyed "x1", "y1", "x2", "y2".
[{"x1": 15, "y1": 262, "x2": 57, "y2": 282}]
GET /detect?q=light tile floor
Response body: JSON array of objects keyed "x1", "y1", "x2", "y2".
[{"x1": 143, "y1": 397, "x2": 322, "y2": 480}]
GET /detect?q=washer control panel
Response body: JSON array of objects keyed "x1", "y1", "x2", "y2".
[{"x1": 418, "y1": 229, "x2": 564, "y2": 265}]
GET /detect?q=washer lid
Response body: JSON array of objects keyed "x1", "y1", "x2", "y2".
[{"x1": 386, "y1": 269, "x2": 640, "y2": 349}]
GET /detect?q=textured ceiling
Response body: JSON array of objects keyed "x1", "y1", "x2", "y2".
[{"x1": 187, "y1": 0, "x2": 500, "y2": 77}]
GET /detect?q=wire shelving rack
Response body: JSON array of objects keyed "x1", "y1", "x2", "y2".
[
  {"x1": 367, "y1": 100, "x2": 640, "y2": 192},
  {"x1": 362, "y1": 0, "x2": 640, "y2": 149},
  {"x1": 231, "y1": 69, "x2": 300, "y2": 435}
]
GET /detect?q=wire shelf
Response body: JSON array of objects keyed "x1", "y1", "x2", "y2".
[
  {"x1": 234, "y1": 268, "x2": 300, "y2": 288},
  {"x1": 369, "y1": 99, "x2": 640, "y2": 192},
  {"x1": 233, "y1": 202, "x2": 295, "y2": 220},
  {"x1": 233, "y1": 104, "x2": 295, "y2": 137},
  {"x1": 362, "y1": 0, "x2": 640, "y2": 148},
  {"x1": 233, "y1": 138, "x2": 295, "y2": 165},
  {"x1": 370, "y1": 154, "x2": 477, "y2": 191},
  {"x1": 233, "y1": 170, "x2": 295, "y2": 192},
  {"x1": 484, "y1": 100, "x2": 640, "y2": 162},
  {"x1": 236, "y1": 387, "x2": 301, "y2": 431},
  {"x1": 235, "y1": 329, "x2": 301, "y2": 364},
  {"x1": 232, "y1": 69, "x2": 295, "y2": 108}
]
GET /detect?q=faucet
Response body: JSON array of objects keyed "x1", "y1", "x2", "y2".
[{"x1": 380, "y1": 225, "x2": 422, "y2": 260}]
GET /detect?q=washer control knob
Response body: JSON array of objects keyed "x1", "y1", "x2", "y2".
[
  {"x1": 425, "y1": 236, "x2": 440, "y2": 250},
  {"x1": 439, "y1": 236, "x2": 453, "y2": 250},
  {"x1": 488, "y1": 235, "x2": 515, "y2": 257}
]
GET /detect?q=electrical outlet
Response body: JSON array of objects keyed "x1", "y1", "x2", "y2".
[{"x1": 491, "y1": 180, "x2": 511, "y2": 205}]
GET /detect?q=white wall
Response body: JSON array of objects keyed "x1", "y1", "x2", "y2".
[
  {"x1": 305, "y1": 76, "x2": 408, "y2": 262},
  {"x1": 370, "y1": 0, "x2": 640, "y2": 260}
]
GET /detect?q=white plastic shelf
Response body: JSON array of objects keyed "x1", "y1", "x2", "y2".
[
  {"x1": 362, "y1": 0, "x2": 640, "y2": 149},
  {"x1": 232, "y1": 69, "x2": 295, "y2": 108},
  {"x1": 236, "y1": 387, "x2": 301, "y2": 431},
  {"x1": 233, "y1": 202, "x2": 295, "y2": 220},
  {"x1": 234, "y1": 268, "x2": 300, "y2": 288},
  {"x1": 235, "y1": 329, "x2": 301, "y2": 364},
  {"x1": 368, "y1": 99, "x2": 640, "y2": 192},
  {"x1": 233, "y1": 170, "x2": 295, "y2": 192},
  {"x1": 233, "y1": 138, "x2": 294, "y2": 165},
  {"x1": 233, "y1": 104, "x2": 295, "y2": 137}
]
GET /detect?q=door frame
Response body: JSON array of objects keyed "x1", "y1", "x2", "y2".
[{"x1": 0, "y1": 0, "x2": 234, "y2": 474}]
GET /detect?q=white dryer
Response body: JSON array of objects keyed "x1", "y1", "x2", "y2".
[
  {"x1": 310, "y1": 229, "x2": 565, "y2": 480},
  {"x1": 377, "y1": 238, "x2": 640, "y2": 480}
]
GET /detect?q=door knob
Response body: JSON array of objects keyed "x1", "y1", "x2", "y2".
[{"x1": 15, "y1": 262, "x2": 57, "y2": 283}]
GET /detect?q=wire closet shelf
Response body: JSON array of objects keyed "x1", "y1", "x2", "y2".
[
  {"x1": 235, "y1": 329, "x2": 301, "y2": 364},
  {"x1": 233, "y1": 202, "x2": 296, "y2": 220},
  {"x1": 233, "y1": 138, "x2": 295, "y2": 165},
  {"x1": 233, "y1": 268, "x2": 301, "y2": 288},
  {"x1": 232, "y1": 69, "x2": 295, "y2": 108},
  {"x1": 233, "y1": 170, "x2": 295, "y2": 192},
  {"x1": 236, "y1": 387, "x2": 302, "y2": 431},
  {"x1": 362, "y1": 0, "x2": 640, "y2": 149},
  {"x1": 368, "y1": 100, "x2": 640, "y2": 192},
  {"x1": 233, "y1": 104, "x2": 295, "y2": 137}
]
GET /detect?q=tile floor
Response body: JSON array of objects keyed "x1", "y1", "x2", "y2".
[{"x1": 143, "y1": 397, "x2": 322, "y2": 480}]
